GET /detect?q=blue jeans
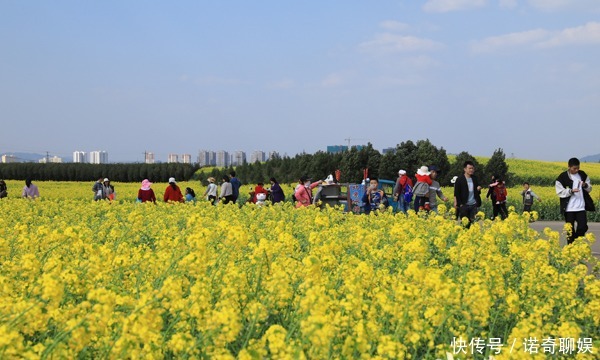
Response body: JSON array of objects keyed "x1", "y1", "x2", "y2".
[{"x1": 398, "y1": 197, "x2": 410, "y2": 213}]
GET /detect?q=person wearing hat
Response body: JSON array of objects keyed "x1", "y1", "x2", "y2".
[
  {"x1": 413, "y1": 166, "x2": 433, "y2": 212},
  {"x1": 138, "y1": 179, "x2": 156, "y2": 203},
  {"x1": 294, "y1": 175, "x2": 322, "y2": 208},
  {"x1": 102, "y1": 178, "x2": 115, "y2": 202},
  {"x1": 164, "y1": 177, "x2": 184, "y2": 203},
  {"x1": 393, "y1": 169, "x2": 413, "y2": 214},
  {"x1": 428, "y1": 165, "x2": 448, "y2": 213},
  {"x1": 204, "y1": 177, "x2": 218, "y2": 205}
]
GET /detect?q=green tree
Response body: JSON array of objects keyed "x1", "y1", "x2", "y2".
[{"x1": 484, "y1": 148, "x2": 509, "y2": 183}]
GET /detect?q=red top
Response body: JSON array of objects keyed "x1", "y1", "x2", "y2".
[
  {"x1": 415, "y1": 173, "x2": 432, "y2": 185},
  {"x1": 253, "y1": 185, "x2": 268, "y2": 203},
  {"x1": 138, "y1": 189, "x2": 156, "y2": 203},
  {"x1": 164, "y1": 185, "x2": 184, "y2": 203},
  {"x1": 399, "y1": 175, "x2": 413, "y2": 188}
]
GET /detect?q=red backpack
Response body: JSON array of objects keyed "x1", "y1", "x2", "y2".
[{"x1": 494, "y1": 185, "x2": 507, "y2": 202}]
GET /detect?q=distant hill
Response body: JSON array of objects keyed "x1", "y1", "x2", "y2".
[
  {"x1": 0, "y1": 152, "x2": 46, "y2": 162},
  {"x1": 581, "y1": 153, "x2": 600, "y2": 163}
]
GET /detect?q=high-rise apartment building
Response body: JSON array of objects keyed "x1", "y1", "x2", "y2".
[
  {"x1": 168, "y1": 154, "x2": 179, "y2": 163},
  {"x1": 216, "y1": 151, "x2": 230, "y2": 167},
  {"x1": 1, "y1": 154, "x2": 18, "y2": 163},
  {"x1": 73, "y1": 151, "x2": 87, "y2": 163},
  {"x1": 181, "y1": 154, "x2": 192, "y2": 164},
  {"x1": 145, "y1": 152, "x2": 155, "y2": 164},
  {"x1": 89, "y1": 151, "x2": 108, "y2": 164},
  {"x1": 198, "y1": 150, "x2": 216, "y2": 167},
  {"x1": 231, "y1": 151, "x2": 246, "y2": 166},
  {"x1": 250, "y1": 150, "x2": 265, "y2": 164},
  {"x1": 268, "y1": 151, "x2": 280, "y2": 160}
]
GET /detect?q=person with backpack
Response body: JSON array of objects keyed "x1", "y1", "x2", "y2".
[
  {"x1": 492, "y1": 177, "x2": 508, "y2": 220},
  {"x1": 486, "y1": 175, "x2": 507, "y2": 220},
  {"x1": 521, "y1": 182, "x2": 541, "y2": 213},
  {"x1": 362, "y1": 178, "x2": 388, "y2": 214},
  {"x1": 393, "y1": 170, "x2": 413, "y2": 214},
  {"x1": 413, "y1": 166, "x2": 432, "y2": 212}
]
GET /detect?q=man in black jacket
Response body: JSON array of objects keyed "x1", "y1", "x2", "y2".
[
  {"x1": 555, "y1": 157, "x2": 595, "y2": 244},
  {"x1": 454, "y1": 161, "x2": 482, "y2": 227}
]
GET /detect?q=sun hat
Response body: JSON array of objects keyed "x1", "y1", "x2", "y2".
[
  {"x1": 141, "y1": 179, "x2": 152, "y2": 190},
  {"x1": 208, "y1": 177, "x2": 215, "y2": 183},
  {"x1": 103, "y1": 178, "x2": 109, "y2": 182},
  {"x1": 417, "y1": 166, "x2": 430, "y2": 176},
  {"x1": 398, "y1": 170, "x2": 406, "y2": 175},
  {"x1": 168, "y1": 177, "x2": 176, "y2": 184}
]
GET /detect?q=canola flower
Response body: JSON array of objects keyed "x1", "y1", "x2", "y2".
[{"x1": 0, "y1": 189, "x2": 599, "y2": 359}]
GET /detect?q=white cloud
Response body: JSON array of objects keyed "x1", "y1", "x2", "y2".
[
  {"x1": 360, "y1": 33, "x2": 444, "y2": 54},
  {"x1": 321, "y1": 73, "x2": 344, "y2": 87},
  {"x1": 471, "y1": 29, "x2": 549, "y2": 53},
  {"x1": 537, "y1": 22, "x2": 600, "y2": 48},
  {"x1": 472, "y1": 22, "x2": 600, "y2": 53},
  {"x1": 423, "y1": 0, "x2": 487, "y2": 13},
  {"x1": 379, "y1": 20, "x2": 410, "y2": 32}
]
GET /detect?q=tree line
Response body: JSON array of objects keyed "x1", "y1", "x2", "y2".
[
  {"x1": 0, "y1": 163, "x2": 199, "y2": 183},
  {"x1": 197, "y1": 139, "x2": 512, "y2": 186}
]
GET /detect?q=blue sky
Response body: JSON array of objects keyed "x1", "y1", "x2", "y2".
[{"x1": 1, "y1": 0, "x2": 599, "y2": 162}]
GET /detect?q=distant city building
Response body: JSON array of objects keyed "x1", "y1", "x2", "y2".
[
  {"x1": 382, "y1": 147, "x2": 395, "y2": 155},
  {"x1": 216, "y1": 151, "x2": 230, "y2": 167},
  {"x1": 250, "y1": 150, "x2": 265, "y2": 164},
  {"x1": 73, "y1": 151, "x2": 87, "y2": 163},
  {"x1": 89, "y1": 151, "x2": 108, "y2": 164},
  {"x1": 168, "y1": 153, "x2": 179, "y2": 164},
  {"x1": 231, "y1": 151, "x2": 246, "y2": 166},
  {"x1": 39, "y1": 156, "x2": 63, "y2": 163},
  {"x1": 198, "y1": 150, "x2": 216, "y2": 167},
  {"x1": 327, "y1": 145, "x2": 348, "y2": 154},
  {"x1": 181, "y1": 154, "x2": 192, "y2": 164},
  {"x1": 145, "y1": 152, "x2": 155, "y2": 164},
  {"x1": 268, "y1": 151, "x2": 280, "y2": 160},
  {"x1": 1, "y1": 154, "x2": 18, "y2": 163}
]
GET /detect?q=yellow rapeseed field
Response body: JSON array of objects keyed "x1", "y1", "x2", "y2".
[{"x1": 0, "y1": 182, "x2": 599, "y2": 359}]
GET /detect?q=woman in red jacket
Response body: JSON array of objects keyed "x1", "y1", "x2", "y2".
[{"x1": 164, "y1": 177, "x2": 184, "y2": 203}]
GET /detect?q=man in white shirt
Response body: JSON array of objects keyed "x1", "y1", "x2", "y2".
[{"x1": 555, "y1": 157, "x2": 595, "y2": 244}]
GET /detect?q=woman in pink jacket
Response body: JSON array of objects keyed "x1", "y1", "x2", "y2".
[{"x1": 294, "y1": 175, "x2": 322, "y2": 208}]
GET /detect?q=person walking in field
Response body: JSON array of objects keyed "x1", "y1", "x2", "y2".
[
  {"x1": 428, "y1": 165, "x2": 448, "y2": 213},
  {"x1": 454, "y1": 161, "x2": 482, "y2": 227},
  {"x1": 0, "y1": 179, "x2": 7, "y2": 199},
  {"x1": 22, "y1": 178, "x2": 40, "y2": 200},
  {"x1": 269, "y1": 177, "x2": 285, "y2": 204},
  {"x1": 521, "y1": 182, "x2": 541, "y2": 213},
  {"x1": 103, "y1": 178, "x2": 116, "y2": 202},
  {"x1": 491, "y1": 176, "x2": 508, "y2": 220},
  {"x1": 413, "y1": 166, "x2": 432, "y2": 212},
  {"x1": 204, "y1": 177, "x2": 218, "y2": 205},
  {"x1": 93, "y1": 178, "x2": 104, "y2": 201},
  {"x1": 393, "y1": 170, "x2": 413, "y2": 214},
  {"x1": 220, "y1": 175, "x2": 234, "y2": 204},
  {"x1": 229, "y1": 171, "x2": 242, "y2": 204},
  {"x1": 137, "y1": 179, "x2": 156, "y2": 203},
  {"x1": 555, "y1": 157, "x2": 595, "y2": 244},
  {"x1": 164, "y1": 177, "x2": 184, "y2": 203},
  {"x1": 486, "y1": 175, "x2": 502, "y2": 220}
]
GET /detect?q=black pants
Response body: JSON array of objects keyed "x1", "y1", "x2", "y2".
[
  {"x1": 564, "y1": 211, "x2": 588, "y2": 244},
  {"x1": 523, "y1": 204, "x2": 532, "y2": 212},
  {"x1": 458, "y1": 204, "x2": 478, "y2": 227}
]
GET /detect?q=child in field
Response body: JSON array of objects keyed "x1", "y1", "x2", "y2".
[
  {"x1": 521, "y1": 182, "x2": 541, "y2": 213},
  {"x1": 492, "y1": 177, "x2": 508, "y2": 220}
]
